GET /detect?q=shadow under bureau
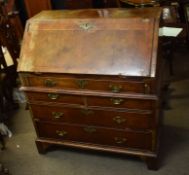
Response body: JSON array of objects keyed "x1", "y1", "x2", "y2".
[{"x1": 18, "y1": 8, "x2": 163, "y2": 170}]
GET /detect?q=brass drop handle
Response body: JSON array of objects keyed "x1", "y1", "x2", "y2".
[
  {"x1": 44, "y1": 79, "x2": 56, "y2": 87},
  {"x1": 111, "y1": 98, "x2": 124, "y2": 105},
  {"x1": 84, "y1": 126, "x2": 96, "y2": 133},
  {"x1": 48, "y1": 93, "x2": 59, "y2": 100},
  {"x1": 109, "y1": 84, "x2": 122, "y2": 93},
  {"x1": 56, "y1": 130, "x2": 67, "y2": 137},
  {"x1": 114, "y1": 137, "x2": 127, "y2": 144},
  {"x1": 52, "y1": 112, "x2": 64, "y2": 119},
  {"x1": 76, "y1": 79, "x2": 88, "y2": 89},
  {"x1": 113, "y1": 116, "x2": 126, "y2": 124},
  {"x1": 80, "y1": 108, "x2": 94, "y2": 115}
]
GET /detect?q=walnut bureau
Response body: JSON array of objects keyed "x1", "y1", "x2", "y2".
[{"x1": 18, "y1": 8, "x2": 163, "y2": 170}]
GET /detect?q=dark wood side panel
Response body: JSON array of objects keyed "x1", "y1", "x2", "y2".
[{"x1": 24, "y1": 0, "x2": 52, "y2": 18}]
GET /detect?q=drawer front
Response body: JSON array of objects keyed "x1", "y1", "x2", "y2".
[
  {"x1": 36, "y1": 122, "x2": 152, "y2": 150},
  {"x1": 30, "y1": 104, "x2": 154, "y2": 130},
  {"x1": 23, "y1": 75, "x2": 153, "y2": 94},
  {"x1": 87, "y1": 96, "x2": 156, "y2": 110},
  {"x1": 26, "y1": 92, "x2": 84, "y2": 105}
]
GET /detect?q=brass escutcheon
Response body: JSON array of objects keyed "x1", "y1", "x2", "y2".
[
  {"x1": 80, "y1": 108, "x2": 94, "y2": 115},
  {"x1": 114, "y1": 137, "x2": 127, "y2": 144},
  {"x1": 76, "y1": 79, "x2": 88, "y2": 89},
  {"x1": 113, "y1": 116, "x2": 126, "y2": 124},
  {"x1": 144, "y1": 83, "x2": 150, "y2": 94},
  {"x1": 84, "y1": 126, "x2": 96, "y2": 133},
  {"x1": 109, "y1": 84, "x2": 122, "y2": 93},
  {"x1": 52, "y1": 112, "x2": 64, "y2": 119},
  {"x1": 79, "y1": 22, "x2": 94, "y2": 31},
  {"x1": 44, "y1": 79, "x2": 56, "y2": 87},
  {"x1": 56, "y1": 130, "x2": 67, "y2": 137},
  {"x1": 48, "y1": 93, "x2": 59, "y2": 100},
  {"x1": 111, "y1": 98, "x2": 124, "y2": 105}
]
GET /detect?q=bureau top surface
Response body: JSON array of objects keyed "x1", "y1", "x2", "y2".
[{"x1": 18, "y1": 8, "x2": 161, "y2": 77}]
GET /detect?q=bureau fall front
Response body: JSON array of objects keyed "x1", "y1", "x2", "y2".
[{"x1": 18, "y1": 8, "x2": 163, "y2": 170}]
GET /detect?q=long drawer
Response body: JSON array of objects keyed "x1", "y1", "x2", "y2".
[
  {"x1": 21, "y1": 74, "x2": 154, "y2": 94},
  {"x1": 30, "y1": 104, "x2": 154, "y2": 130},
  {"x1": 36, "y1": 122, "x2": 152, "y2": 150}
]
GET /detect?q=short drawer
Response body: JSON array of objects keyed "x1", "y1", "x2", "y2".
[
  {"x1": 26, "y1": 91, "x2": 84, "y2": 105},
  {"x1": 36, "y1": 122, "x2": 152, "y2": 150},
  {"x1": 87, "y1": 96, "x2": 156, "y2": 110},
  {"x1": 31, "y1": 104, "x2": 154, "y2": 130},
  {"x1": 21, "y1": 75, "x2": 154, "y2": 94}
]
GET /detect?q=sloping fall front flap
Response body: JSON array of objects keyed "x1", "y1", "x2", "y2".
[{"x1": 18, "y1": 8, "x2": 161, "y2": 77}]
